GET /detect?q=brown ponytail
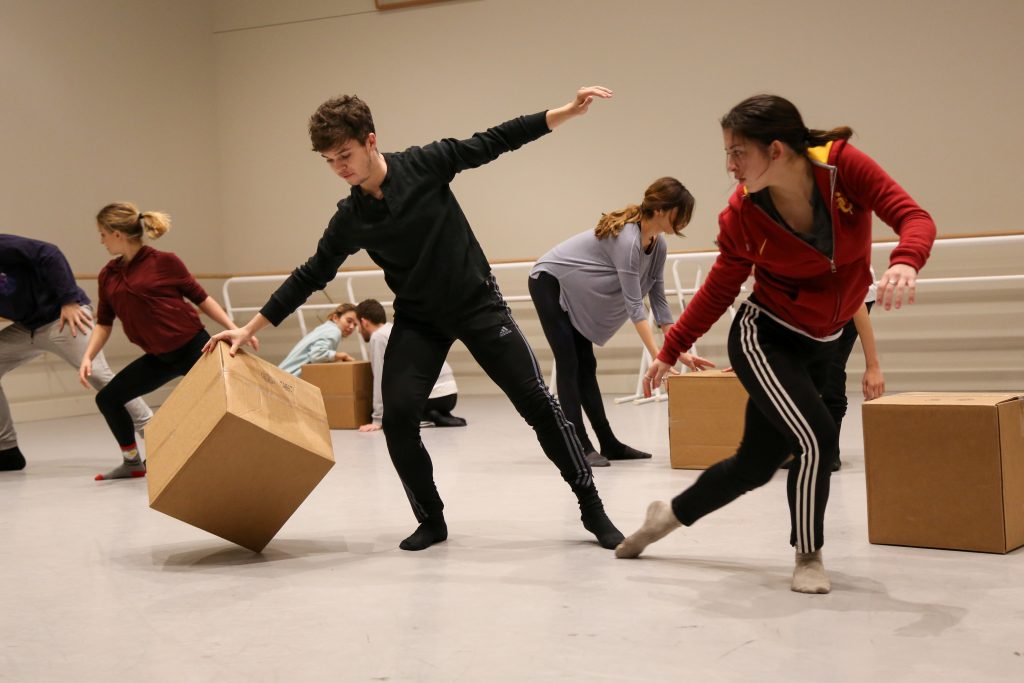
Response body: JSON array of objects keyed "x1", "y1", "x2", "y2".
[
  {"x1": 721, "y1": 94, "x2": 853, "y2": 156},
  {"x1": 595, "y1": 177, "x2": 695, "y2": 239}
]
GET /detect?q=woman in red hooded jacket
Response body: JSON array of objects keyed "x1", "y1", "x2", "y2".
[{"x1": 614, "y1": 94, "x2": 936, "y2": 594}]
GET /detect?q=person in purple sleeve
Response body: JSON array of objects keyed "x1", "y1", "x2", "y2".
[{"x1": 0, "y1": 234, "x2": 151, "y2": 474}]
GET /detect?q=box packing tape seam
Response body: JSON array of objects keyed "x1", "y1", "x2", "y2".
[{"x1": 225, "y1": 370, "x2": 328, "y2": 424}]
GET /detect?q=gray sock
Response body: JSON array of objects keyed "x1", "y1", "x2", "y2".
[
  {"x1": 96, "y1": 448, "x2": 146, "y2": 481},
  {"x1": 614, "y1": 501, "x2": 681, "y2": 558},
  {"x1": 792, "y1": 549, "x2": 831, "y2": 594}
]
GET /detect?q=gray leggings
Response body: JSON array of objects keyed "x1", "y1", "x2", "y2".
[{"x1": 0, "y1": 307, "x2": 152, "y2": 449}]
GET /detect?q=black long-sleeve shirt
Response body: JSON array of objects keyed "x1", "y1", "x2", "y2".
[
  {"x1": 0, "y1": 234, "x2": 89, "y2": 331},
  {"x1": 260, "y1": 111, "x2": 551, "y2": 326}
]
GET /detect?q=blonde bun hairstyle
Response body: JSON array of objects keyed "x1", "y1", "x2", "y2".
[{"x1": 96, "y1": 202, "x2": 171, "y2": 241}]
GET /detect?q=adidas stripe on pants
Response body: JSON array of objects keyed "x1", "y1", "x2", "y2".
[
  {"x1": 380, "y1": 276, "x2": 593, "y2": 523},
  {"x1": 671, "y1": 300, "x2": 841, "y2": 553}
]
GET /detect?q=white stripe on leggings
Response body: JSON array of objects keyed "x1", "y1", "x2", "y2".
[{"x1": 738, "y1": 304, "x2": 821, "y2": 553}]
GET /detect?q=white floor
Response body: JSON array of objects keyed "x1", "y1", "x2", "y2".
[{"x1": 1, "y1": 395, "x2": 1022, "y2": 683}]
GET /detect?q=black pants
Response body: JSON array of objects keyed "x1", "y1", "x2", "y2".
[
  {"x1": 671, "y1": 301, "x2": 841, "y2": 552},
  {"x1": 820, "y1": 301, "x2": 873, "y2": 460},
  {"x1": 528, "y1": 272, "x2": 611, "y2": 453},
  {"x1": 381, "y1": 276, "x2": 592, "y2": 522},
  {"x1": 95, "y1": 330, "x2": 210, "y2": 448}
]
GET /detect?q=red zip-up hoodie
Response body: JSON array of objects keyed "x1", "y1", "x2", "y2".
[{"x1": 658, "y1": 140, "x2": 936, "y2": 365}]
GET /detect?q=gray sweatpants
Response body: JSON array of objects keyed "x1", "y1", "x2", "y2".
[{"x1": 0, "y1": 306, "x2": 152, "y2": 449}]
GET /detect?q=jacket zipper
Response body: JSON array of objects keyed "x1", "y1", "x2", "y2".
[
  {"x1": 824, "y1": 164, "x2": 840, "y2": 324},
  {"x1": 745, "y1": 167, "x2": 843, "y2": 328}
]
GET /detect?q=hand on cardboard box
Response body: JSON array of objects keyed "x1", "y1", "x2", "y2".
[
  {"x1": 643, "y1": 353, "x2": 716, "y2": 397},
  {"x1": 335, "y1": 352, "x2": 354, "y2": 362},
  {"x1": 358, "y1": 423, "x2": 382, "y2": 432},
  {"x1": 204, "y1": 327, "x2": 260, "y2": 356},
  {"x1": 679, "y1": 352, "x2": 716, "y2": 373}
]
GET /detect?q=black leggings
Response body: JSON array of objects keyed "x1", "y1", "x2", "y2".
[
  {"x1": 381, "y1": 276, "x2": 591, "y2": 523},
  {"x1": 95, "y1": 330, "x2": 210, "y2": 448},
  {"x1": 671, "y1": 301, "x2": 841, "y2": 553},
  {"x1": 528, "y1": 272, "x2": 613, "y2": 453}
]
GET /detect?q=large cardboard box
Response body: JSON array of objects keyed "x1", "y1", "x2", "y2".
[
  {"x1": 300, "y1": 361, "x2": 372, "y2": 429},
  {"x1": 147, "y1": 346, "x2": 335, "y2": 552},
  {"x1": 667, "y1": 370, "x2": 748, "y2": 469},
  {"x1": 863, "y1": 392, "x2": 1024, "y2": 554}
]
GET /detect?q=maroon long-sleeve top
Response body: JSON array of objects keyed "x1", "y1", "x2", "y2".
[{"x1": 97, "y1": 246, "x2": 208, "y2": 355}]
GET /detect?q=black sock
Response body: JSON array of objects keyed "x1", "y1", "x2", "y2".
[
  {"x1": 0, "y1": 446, "x2": 26, "y2": 472},
  {"x1": 603, "y1": 444, "x2": 652, "y2": 460},
  {"x1": 399, "y1": 518, "x2": 448, "y2": 551},
  {"x1": 574, "y1": 430, "x2": 597, "y2": 454},
  {"x1": 590, "y1": 421, "x2": 650, "y2": 459},
  {"x1": 424, "y1": 410, "x2": 468, "y2": 428},
  {"x1": 575, "y1": 485, "x2": 624, "y2": 549}
]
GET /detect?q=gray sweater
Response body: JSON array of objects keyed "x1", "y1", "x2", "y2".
[{"x1": 531, "y1": 223, "x2": 674, "y2": 345}]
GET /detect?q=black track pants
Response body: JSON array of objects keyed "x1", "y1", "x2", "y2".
[
  {"x1": 671, "y1": 301, "x2": 841, "y2": 552},
  {"x1": 381, "y1": 276, "x2": 592, "y2": 522}
]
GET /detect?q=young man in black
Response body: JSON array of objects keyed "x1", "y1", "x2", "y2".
[{"x1": 206, "y1": 86, "x2": 624, "y2": 551}]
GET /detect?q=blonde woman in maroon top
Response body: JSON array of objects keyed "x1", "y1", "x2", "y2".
[{"x1": 79, "y1": 202, "x2": 256, "y2": 481}]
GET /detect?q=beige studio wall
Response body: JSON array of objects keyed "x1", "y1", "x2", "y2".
[
  {"x1": 212, "y1": 0, "x2": 1024, "y2": 392},
  {"x1": 1, "y1": 0, "x2": 222, "y2": 421},
  {"x1": 3, "y1": 0, "x2": 1022, "y2": 424}
]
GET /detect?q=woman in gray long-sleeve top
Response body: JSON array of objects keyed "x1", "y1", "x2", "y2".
[{"x1": 529, "y1": 177, "x2": 694, "y2": 467}]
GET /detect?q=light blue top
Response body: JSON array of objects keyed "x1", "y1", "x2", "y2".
[
  {"x1": 530, "y1": 222, "x2": 674, "y2": 345},
  {"x1": 279, "y1": 321, "x2": 343, "y2": 376}
]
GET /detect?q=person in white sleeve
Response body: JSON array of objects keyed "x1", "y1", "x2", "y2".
[{"x1": 355, "y1": 299, "x2": 465, "y2": 433}]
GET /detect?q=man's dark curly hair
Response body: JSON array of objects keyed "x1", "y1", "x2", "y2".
[
  {"x1": 308, "y1": 95, "x2": 375, "y2": 152},
  {"x1": 355, "y1": 299, "x2": 387, "y2": 325}
]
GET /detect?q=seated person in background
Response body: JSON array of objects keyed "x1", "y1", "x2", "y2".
[
  {"x1": 279, "y1": 303, "x2": 359, "y2": 376},
  {"x1": 355, "y1": 299, "x2": 466, "y2": 433}
]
